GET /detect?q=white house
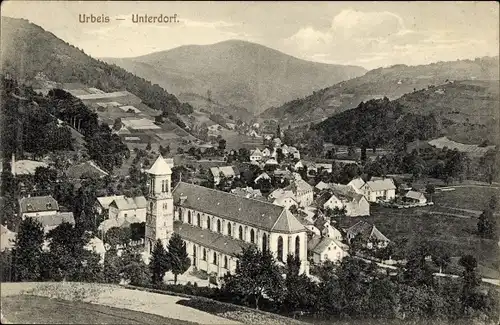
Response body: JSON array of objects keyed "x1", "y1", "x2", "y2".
[
  {"x1": 346, "y1": 221, "x2": 390, "y2": 249},
  {"x1": 262, "y1": 148, "x2": 271, "y2": 157},
  {"x1": 273, "y1": 195, "x2": 299, "y2": 210},
  {"x1": 316, "y1": 184, "x2": 370, "y2": 217},
  {"x1": 308, "y1": 236, "x2": 349, "y2": 264},
  {"x1": 359, "y1": 178, "x2": 396, "y2": 202},
  {"x1": 405, "y1": 191, "x2": 427, "y2": 204},
  {"x1": 294, "y1": 161, "x2": 305, "y2": 171},
  {"x1": 108, "y1": 196, "x2": 147, "y2": 222},
  {"x1": 18, "y1": 196, "x2": 59, "y2": 219},
  {"x1": 210, "y1": 166, "x2": 238, "y2": 185},
  {"x1": 265, "y1": 158, "x2": 279, "y2": 166},
  {"x1": 250, "y1": 148, "x2": 263, "y2": 162},
  {"x1": 273, "y1": 138, "x2": 282, "y2": 147},
  {"x1": 96, "y1": 195, "x2": 126, "y2": 215},
  {"x1": 254, "y1": 172, "x2": 271, "y2": 183}
]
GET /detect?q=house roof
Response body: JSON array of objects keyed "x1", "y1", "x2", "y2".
[
  {"x1": 347, "y1": 221, "x2": 389, "y2": 242},
  {"x1": 405, "y1": 190, "x2": 426, "y2": 200},
  {"x1": 363, "y1": 178, "x2": 396, "y2": 191},
  {"x1": 265, "y1": 158, "x2": 278, "y2": 165},
  {"x1": 110, "y1": 196, "x2": 147, "y2": 211},
  {"x1": 12, "y1": 160, "x2": 48, "y2": 175},
  {"x1": 19, "y1": 196, "x2": 59, "y2": 214},
  {"x1": 314, "y1": 192, "x2": 335, "y2": 209},
  {"x1": 231, "y1": 187, "x2": 263, "y2": 199},
  {"x1": 251, "y1": 148, "x2": 262, "y2": 156},
  {"x1": 173, "y1": 182, "x2": 305, "y2": 233},
  {"x1": 29, "y1": 212, "x2": 75, "y2": 228},
  {"x1": 66, "y1": 160, "x2": 109, "y2": 179},
  {"x1": 174, "y1": 221, "x2": 251, "y2": 257},
  {"x1": 313, "y1": 213, "x2": 329, "y2": 232},
  {"x1": 210, "y1": 166, "x2": 237, "y2": 178},
  {"x1": 308, "y1": 237, "x2": 348, "y2": 255},
  {"x1": 315, "y1": 181, "x2": 331, "y2": 191},
  {"x1": 330, "y1": 184, "x2": 365, "y2": 203},
  {"x1": 147, "y1": 155, "x2": 172, "y2": 175},
  {"x1": 96, "y1": 195, "x2": 125, "y2": 210},
  {"x1": 348, "y1": 177, "x2": 366, "y2": 190},
  {"x1": 269, "y1": 188, "x2": 295, "y2": 200},
  {"x1": 254, "y1": 172, "x2": 271, "y2": 182},
  {"x1": 273, "y1": 196, "x2": 298, "y2": 207}
]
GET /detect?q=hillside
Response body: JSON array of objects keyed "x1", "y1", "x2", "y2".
[
  {"x1": 101, "y1": 40, "x2": 367, "y2": 116},
  {"x1": 262, "y1": 57, "x2": 500, "y2": 126},
  {"x1": 177, "y1": 92, "x2": 252, "y2": 121},
  {"x1": 0, "y1": 17, "x2": 190, "y2": 122}
]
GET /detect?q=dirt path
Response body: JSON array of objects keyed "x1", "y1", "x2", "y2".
[{"x1": 1, "y1": 282, "x2": 240, "y2": 325}]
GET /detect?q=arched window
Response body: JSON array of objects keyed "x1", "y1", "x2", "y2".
[
  {"x1": 161, "y1": 180, "x2": 165, "y2": 192},
  {"x1": 262, "y1": 233, "x2": 268, "y2": 251},
  {"x1": 277, "y1": 236, "x2": 283, "y2": 261},
  {"x1": 250, "y1": 229, "x2": 255, "y2": 244},
  {"x1": 149, "y1": 239, "x2": 153, "y2": 254},
  {"x1": 238, "y1": 226, "x2": 243, "y2": 240},
  {"x1": 193, "y1": 245, "x2": 197, "y2": 256},
  {"x1": 150, "y1": 202, "x2": 154, "y2": 212},
  {"x1": 217, "y1": 219, "x2": 221, "y2": 233},
  {"x1": 236, "y1": 260, "x2": 240, "y2": 270},
  {"x1": 197, "y1": 213, "x2": 201, "y2": 227},
  {"x1": 177, "y1": 208, "x2": 182, "y2": 220},
  {"x1": 224, "y1": 256, "x2": 228, "y2": 268},
  {"x1": 213, "y1": 252, "x2": 218, "y2": 265},
  {"x1": 207, "y1": 216, "x2": 211, "y2": 230},
  {"x1": 295, "y1": 236, "x2": 300, "y2": 257},
  {"x1": 203, "y1": 248, "x2": 207, "y2": 261},
  {"x1": 227, "y1": 222, "x2": 232, "y2": 236},
  {"x1": 188, "y1": 211, "x2": 192, "y2": 224}
]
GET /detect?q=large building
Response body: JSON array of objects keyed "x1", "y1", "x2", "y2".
[{"x1": 144, "y1": 155, "x2": 310, "y2": 278}]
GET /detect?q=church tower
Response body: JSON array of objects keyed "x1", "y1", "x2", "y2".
[{"x1": 145, "y1": 155, "x2": 174, "y2": 254}]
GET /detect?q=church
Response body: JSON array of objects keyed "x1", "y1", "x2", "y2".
[{"x1": 144, "y1": 155, "x2": 310, "y2": 278}]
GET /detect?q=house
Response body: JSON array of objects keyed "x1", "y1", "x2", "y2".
[
  {"x1": 84, "y1": 237, "x2": 106, "y2": 264},
  {"x1": 264, "y1": 158, "x2": 279, "y2": 166},
  {"x1": 288, "y1": 147, "x2": 300, "y2": 159},
  {"x1": 405, "y1": 191, "x2": 427, "y2": 204},
  {"x1": 308, "y1": 236, "x2": 349, "y2": 264},
  {"x1": 36, "y1": 212, "x2": 75, "y2": 233},
  {"x1": 250, "y1": 148, "x2": 263, "y2": 162},
  {"x1": 248, "y1": 130, "x2": 261, "y2": 138},
  {"x1": 281, "y1": 145, "x2": 289, "y2": 155},
  {"x1": 207, "y1": 124, "x2": 222, "y2": 132},
  {"x1": 273, "y1": 169, "x2": 294, "y2": 182},
  {"x1": 359, "y1": 178, "x2": 396, "y2": 202},
  {"x1": 347, "y1": 177, "x2": 366, "y2": 193},
  {"x1": 269, "y1": 177, "x2": 314, "y2": 208},
  {"x1": 19, "y1": 196, "x2": 59, "y2": 219},
  {"x1": 66, "y1": 160, "x2": 109, "y2": 179},
  {"x1": 10, "y1": 156, "x2": 49, "y2": 176},
  {"x1": 346, "y1": 221, "x2": 390, "y2": 249},
  {"x1": 315, "y1": 181, "x2": 332, "y2": 191},
  {"x1": 95, "y1": 195, "x2": 126, "y2": 216},
  {"x1": 108, "y1": 196, "x2": 147, "y2": 222},
  {"x1": 273, "y1": 138, "x2": 282, "y2": 147},
  {"x1": 262, "y1": 148, "x2": 271, "y2": 157},
  {"x1": 293, "y1": 161, "x2": 305, "y2": 171},
  {"x1": 226, "y1": 123, "x2": 236, "y2": 130},
  {"x1": 312, "y1": 214, "x2": 342, "y2": 240},
  {"x1": 254, "y1": 172, "x2": 271, "y2": 183},
  {"x1": 210, "y1": 166, "x2": 239, "y2": 185},
  {"x1": 316, "y1": 184, "x2": 370, "y2": 217},
  {"x1": 273, "y1": 195, "x2": 299, "y2": 210},
  {"x1": 316, "y1": 163, "x2": 333, "y2": 173}
]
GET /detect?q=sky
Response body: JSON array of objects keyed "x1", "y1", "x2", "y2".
[{"x1": 2, "y1": 1, "x2": 499, "y2": 69}]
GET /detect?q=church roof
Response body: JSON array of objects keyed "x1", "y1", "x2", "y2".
[
  {"x1": 173, "y1": 182, "x2": 306, "y2": 234},
  {"x1": 147, "y1": 155, "x2": 172, "y2": 175},
  {"x1": 174, "y1": 221, "x2": 251, "y2": 257}
]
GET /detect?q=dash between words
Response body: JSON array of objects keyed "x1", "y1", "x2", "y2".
[{"x1": 79, "y1": 14, "x2": 180, "y2": 24}]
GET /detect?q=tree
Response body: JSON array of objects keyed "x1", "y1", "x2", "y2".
[
  {"x1": 11, "y1": 218, "x2": 45, "y2": 281},
  {"x1": 431, "y1": 246, "x2": 450, "y2": 274},
  {"x1": 402, "y1": 241, "x2": 434, "y2": 287},
  {"x1": 145, "y1": 141, "x2": 152, "y2": 151},
  {"x1": 167, "y1": 233, "x2": 191, "y2": 285},
  {"x1": 276, "y1": 148, "x2": 285, "y2": 164},
  {"x1": 477, "y1": 209, "x2": 497, "y2": 239},
  {"x1": 459, "y1": 255, "x2": 481, "y2": 314},
  {"x1": 121, "y1": 248, "x2": 150, "y2": 286},
  {"x1": 283, "y1": 254, "x2": 318, "y2": 313},
  {"x1": 222, "y1": 246, "x2": 285, "y2": 310},
  {"x1": 218, "y1": 138, "x2": 226, "y2": 153},
  {"x1": 102, "y1": 247, "x2": 122, "y2": 284},
  {"x1": 113, "y1": 118, "x2": 122, "y2": 131},
  {"x1": 149, "y1": 239, "x2": 170, "y2": 285},
  {"x1": 425, "y1": 184, "x2": 435, "y2": 202}
]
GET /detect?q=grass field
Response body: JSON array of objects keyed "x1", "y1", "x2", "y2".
[
  {"x1": 2, "y1": 295, "x2": 197, "y2": 324},
  {"x1": 433, "y1": 186, "x2": 500, "y2": 212}
]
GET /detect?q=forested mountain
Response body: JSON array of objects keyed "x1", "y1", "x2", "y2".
[
  {"x1": 0, "y1": 17, "x2": 192, "y2": 125},
  {"x1": 102, "y1": 40, "x2": 367, "y2": 116},
  {"x1": 261, "y1": 57, "x2": 499, "y2": 126}
]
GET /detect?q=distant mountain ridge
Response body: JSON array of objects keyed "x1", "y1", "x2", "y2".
[
  {"x1": 101, "y1": 40, "x2": 367, "y2": 115},
  {"x1": 261, "y1": 56, "x2": 499, "y2": 126}
]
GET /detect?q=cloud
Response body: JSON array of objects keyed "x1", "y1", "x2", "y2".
[{"x1": 283, "y1": 9, "x2": 499, "y2": 69}]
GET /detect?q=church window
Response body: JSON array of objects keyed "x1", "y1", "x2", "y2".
[
  {"x1": 238, "y1": 226, "x2": 243, "y2": 240},
  {"x1": 250, "y1": 229, "x2": 255, "y2": 244},
  {"x1": 161, "y1": 180, "x2": 165, "y2": 192},
  {"x1": 217, "y1": 220, "x2": 221, "y2": 233},
  {"x1": 262, "y1": 233, "x2": 268, "y2": 251},
  {"x1": 202, "y1": 248, "x2": 207, "y2": 261},
  {"x1": 224, "y1": 256, "x2": 228, "y2": 268},
  {"x1": 188, "y1": 211, "x2": 192, "y2": 224},
  {"x1": 197, "y1": 213, "x2": 201, "y2": 227},
  {"x1": 207, "y1": 217, "x2": 211, "y2": 230},
  {"x1": 150, "y1": 202, "x2": 154, "y2": 212},
  {"x1": 177, "y1": 208, "x2": 182, "y2": 220},
  {"x1": 227, "y1": 222, "x2": 232, "y2": 236},
  {"x1": 213, "y1": 252, "x2": 218, "y2": 265},
  {"x1": 277, "y1": 236, "x2": 283, "y2": 261},
  {"x1": 295, "y1": 236, "x2": 300, "y2": 257}
]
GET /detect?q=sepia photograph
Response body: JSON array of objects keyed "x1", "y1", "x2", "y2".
[{"x1": 0, "y1": 1, "x2": 499, "y2": 324}]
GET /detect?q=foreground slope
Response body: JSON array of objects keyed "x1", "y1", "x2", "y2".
[
  {"x1": 262, "y1": 57, "x2": 499, "y2": 126},
  {"x1": 102, "y1": 40, "x2": 367, "y2": 115}
]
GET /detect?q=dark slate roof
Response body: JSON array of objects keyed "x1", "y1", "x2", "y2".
[
  {"x1": 347, "y1": 221, "x2": 389, "y2": 242},
  {"x1": 173, "y1": 182, "x2": 305, "y2": 233},
  {"x1": 66, "y1": 160, "x2": 108, "y2": 179},
  {"x1": 19, "y1": 196, "x2": 59, "y2": 214},
  {"x1": 28, "y1": 212, "x2": 75, "y2": 228},
  {"x1": 174, "y1": 221, "x2": 251, "y2": 256}
]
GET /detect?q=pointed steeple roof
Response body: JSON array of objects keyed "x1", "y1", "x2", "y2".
[
  {"x1": 271, "y1": 209, "x2": 306, "y2": 234},
  {"x1": 147, "y1": 155, "x2": 172, "y2": 175}
]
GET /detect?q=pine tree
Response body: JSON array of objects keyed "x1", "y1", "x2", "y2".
[
  {"x1": 149, "y1": 239, "x2": 170, "y2": 285},
  {"x1": 167, "y1": 233, "x2": 190, "y2": 285},
  {"x1": 11, "y1": 218, "x2": 45, "y2": 281}
]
